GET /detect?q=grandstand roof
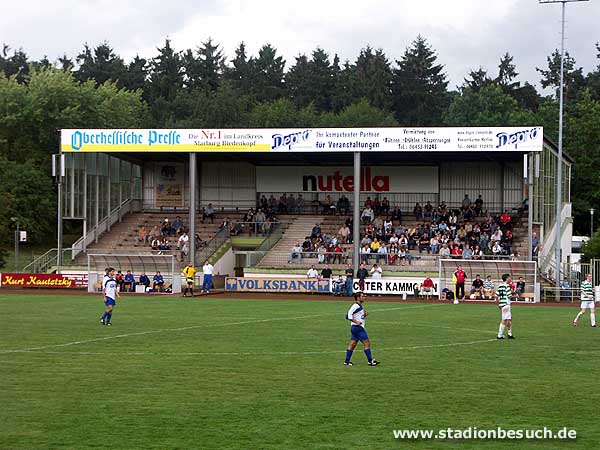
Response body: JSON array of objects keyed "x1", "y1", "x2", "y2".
[
  {"x1": 111, "y1": 150, "x2": 528, "y2": 167},
  {"x1": 102, "y1": 135, "x2": 569, "y2": 166}
]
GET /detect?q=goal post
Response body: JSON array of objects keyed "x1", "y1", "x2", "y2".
[
  {"x1": 87, "y1": 253, "x2": 181, "y2": 294},
  {"x1": 438, "y1": 259, "x2": 538, "y2": 302}
]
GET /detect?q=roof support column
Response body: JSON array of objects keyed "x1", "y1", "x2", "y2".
[
  {"x1": 189, "y1": 153, "x2": 196, "y2": 265},
  {"x1": 353, "y1": 152, "x2": 360, "y2": 277}
]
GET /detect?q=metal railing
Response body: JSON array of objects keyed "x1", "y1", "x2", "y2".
[
  {"x1": 71, "y1": 199, "x2": 133, "y2": 260},
  {"x1": 22, "y1": 248, "x2": 73, "y2": 273},
  {"x1": 255, "y1": 249, "x2": 515, "y2": 268},
  {"x1": 195, "y1": 227, "x2": 231, "y2": 266}
]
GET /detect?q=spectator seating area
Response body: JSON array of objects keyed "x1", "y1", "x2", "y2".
[
  {"x1": 74, "y1": 211, "x2": 237, "y2": 265},
  {"x1": 74, "y1": 198, "x2": 531, "y2": 276},
  {"x1": 256, "y1": 198, "x2": 530, "y2": 273}
]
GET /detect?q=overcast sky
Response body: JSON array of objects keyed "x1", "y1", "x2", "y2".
[{"x1": 3, "y1": 0, "x2": 599, "y2": 91}]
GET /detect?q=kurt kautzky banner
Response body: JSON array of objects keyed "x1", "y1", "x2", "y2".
[{"x1": 61, "y1": 127, "x2": 543, "y2": 153}]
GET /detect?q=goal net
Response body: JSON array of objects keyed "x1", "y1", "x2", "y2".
[
  {"x1": 87, "y1": 253, "x2": 181, "y2": 294},
  {"x1": 438, "y1": 259, "x2": 538, "y2": 302}
]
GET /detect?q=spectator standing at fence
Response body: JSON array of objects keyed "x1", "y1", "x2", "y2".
[
  {"x1": 357, "y1": 263, "x2": 369, "y2": 292},
  {"x1": 370, "y1": 264, "x2": 382, "y2": 280},
  {"x1": 573, "y1": 274, "x2": 596, "y2": 327},
  {"x1": 454, "y1": 265, "x2": 466, "y2": 300},
  {"x1": 321, "y1": 265, "x2": 333, "y2": 280},
  {"x1": 345, "y1": 264, "x2": 354, "y2": 297},
  {"x1": 307, "y1": 265, "x2": 319, "y2": 279},
  {"x1": 201, "y1": 260, "x2": 214, "y2": 294}
]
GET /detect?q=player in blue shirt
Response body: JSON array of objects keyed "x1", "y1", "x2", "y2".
[
  {"x1": 101, "y1": 268, "x2": 120, "y2": 326},
  {"x1": 344, "y1": 292, "x2": 380, "y2": 366}
]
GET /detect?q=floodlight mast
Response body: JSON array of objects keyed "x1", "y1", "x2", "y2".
[{"x1": 539, "y1": 0, "x2": 589, "y2": 297}]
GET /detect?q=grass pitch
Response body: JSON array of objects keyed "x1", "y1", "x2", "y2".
[{"x1": 0, "y1": 293, "x2": 598, "y2": 450}]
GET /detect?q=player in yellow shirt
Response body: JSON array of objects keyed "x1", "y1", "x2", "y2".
[{"x1": 182, "y1": 262, "x2": 196, "y2": 297}]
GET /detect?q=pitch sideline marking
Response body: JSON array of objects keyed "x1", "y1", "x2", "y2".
[
  {"x1": 0, "y1": 303, "x2": 444, "y2": 354},
  {"x1": 3, "y1": 337, "x2": 497, "y2": 357}
]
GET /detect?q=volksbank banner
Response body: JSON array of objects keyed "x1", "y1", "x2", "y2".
[
  {"x1": 61, "y1": 127, "x2": 543, "y2": 153},
  {"x1": 225, "y1": 277, "x2": 331, "y2": 293}
]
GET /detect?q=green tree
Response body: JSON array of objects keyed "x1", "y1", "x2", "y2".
[
  {"x1": 247, "y1": 98, "x2": 317, "y2": 128},
  {"x1": 443, "y1": 84, "x2": 533, "y2": 127},
  {"x1": 251, "y1": 44, "x2": 286, "y2": 102},
  {"x1": 147, "y1": 39, "x2": 184, "y2": 101},
  {"x1": 286, "y1": 48, "x2": 336, "y2": 112},
  {"x1": 354, "y1": 46, "x2": 393, "y2": 112},
  {"x1": 392, "y1": 35, "x2": 450, "y2": 125},
  {"x1": 122, "y1": 55, "x2": 148, "y2": 92},
  {"x1": 562, "y1": 90, "x2": 600, "y2": 234},
  {"x1": 74, "y1": 43, "x2": 127, "y2": 87},
  {"x1": 0, "y1": 67, "x2": 148, "y2": 251},
  {"x1": 172, "y1": 81, "x2": 252, "y2": 128},
  {"x1": 319, "y1": 99, "x2": 397, "y2": 127},
  {"x1": 0, "y1": 44, "x2": 30, "y2": 83},
  {"x1": 462, "y1": 67, "x2": 493, "y2": 92},
  {"x1": 537, "y1": 49, "x2": 586, "y2": 103},
  {"x1": 183, "y1": 38, "x2": 224, "y2": 91},
  {"x1": 224, "y1": 42, "x2": 254, "y2": 94}
]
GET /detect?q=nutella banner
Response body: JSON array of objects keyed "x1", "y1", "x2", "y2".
[
  {"x1": 61, "y1": 127, "x2": 543, "y2": 153},
  {"x1": 256, "y1": 166, "x2": 438, "y2": 193},
  {"x1": 0, "y1": 273, "x2": 88, "y2": 289}
]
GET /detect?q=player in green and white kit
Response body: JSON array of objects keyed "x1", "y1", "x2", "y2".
[
  {"x1": 573, "y1": 273, "x2": 596, "y2": 327},
  {"x1": 496, "y1": 273, "x2": 515, "y2": 339}
]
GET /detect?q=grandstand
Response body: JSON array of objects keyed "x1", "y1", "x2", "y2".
[{"x1": 46, "y1": 126, "x2": 572, "y2": 299}]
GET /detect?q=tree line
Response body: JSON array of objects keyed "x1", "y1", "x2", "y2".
[{"x1": 1, "y1": 36, "x2": 600, "y2": 265}]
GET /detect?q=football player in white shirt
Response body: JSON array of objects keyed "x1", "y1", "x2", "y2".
[
  {"x1": 344, "y1": 292, "x2": 380, "y2": 366},
  {"x1": 101, "y1": 268, "x2": 120, "y2": 326}
]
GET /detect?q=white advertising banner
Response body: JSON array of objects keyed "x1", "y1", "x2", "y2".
[
  {"x1": 332, "y1": 277, "x2": 440, "y2": 296},
  {"x1": 256, "y1": 166, "x2": 438, "y2": 193},
  {"x1": 61, "y1": 127, "x2": 543, "y2": 153}
]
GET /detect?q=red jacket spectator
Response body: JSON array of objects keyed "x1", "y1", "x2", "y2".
[
  {"x1": 423, "y1": 277, "x2": 434, "y2": 289},
  {"x1": 454, "y1": 268, "x2": 466, "y2": 284}
]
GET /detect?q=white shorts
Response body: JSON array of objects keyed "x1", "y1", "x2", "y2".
[
  {"x1": 580, "y1": 301, "x2": 596, "y2": 310},
  {"x1": 500, "y1": 305, "x2": 512, "y2": 320}
]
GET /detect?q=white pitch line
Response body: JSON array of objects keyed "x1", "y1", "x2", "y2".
[
  {"x1": 5, "y1": 337, "x2": 497, "y2": 357},
  {"x1": 376, "y1": 321, "x2": 492, "y2": 335},
  {"x1": 0, "y1": 303, "x2": 444, "y2": 355}
]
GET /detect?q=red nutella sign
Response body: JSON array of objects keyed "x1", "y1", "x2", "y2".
[{"x1": 302, "y1": 167, "x2": 389, "y2": 192}]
